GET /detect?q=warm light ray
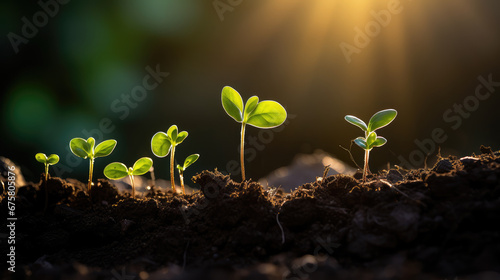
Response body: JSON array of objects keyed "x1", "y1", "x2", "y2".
[
  {"x1": 286, "y1": 0, "x2": 338, "y2": 94},
  {"x1": 216, "y1": 0, "x2": 495, "y2": 114}
]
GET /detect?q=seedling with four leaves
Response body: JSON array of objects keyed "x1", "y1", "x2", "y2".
[
  {"x1": 70, "y1": 137, "x2": 117, "y2": 193},
  {"x1": 221, "y1": 86, "x2": 287, "y2": 181},
  {"x1": 176, "y1": 154, "x2": 199, "y2": 192},
  {"x1": 345, "y1": 109, "x2": 397, "y2": 182},
  {"x1": 103, "y1": 157, "x2": 153, "y2": 199},
  {"x1": 151, "y1": 125, "x2": 189, "y2": 194},
  {"x1": 35, "y1": 153, "x2": 60, "y2": 181}
]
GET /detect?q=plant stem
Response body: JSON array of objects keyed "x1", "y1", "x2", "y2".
[
  {"x1": 129, "y1": 174, "x2": 135, "y2": 199},
  {"x1": 170, "y1": 146, "x2": 177, "y2": 193},
  {"x1": 179, "y1": 169, "x2": 185, "y2": 194},
  {"x1": 363, "y1": 149, "x2": 370, "y2": 182},
  {"x1": 44, "y1": 164, "x2": 48, "y2": 213},
  {"x1": 44, "y1": 164, "x2": 49, "y2": 181},
  {"x1": 240, "y1": 123, "x2": 246, "y2": 181},
  {"x1": 88, "y1": 158, "x2": 94, "y2": 194}
]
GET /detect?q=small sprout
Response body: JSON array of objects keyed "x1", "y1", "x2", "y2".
[
  {"x1": 36, "y1": 153, "x2": 59, "y2": 213},
  {"x1": 221, "y1": 86, "x2": 287, "y2": 181},
  {"x1": 151, "y1": 125, "x2": 189, "y2": 194},
  {"x1": 70, "y1": 137, "x2": 117, "y2": 193},
  {"x1": 345, "y1": 109, "x2": 397, "y2": 182},
  {"x1": 35, "y1": 153, "x2": 59, "y2": 181},
  {"x1": 103, "y1": 157, "x2": 153, "y2": 199},
  {"x1": 176, "y1": 154, "x2": 199, "y2": 193}
]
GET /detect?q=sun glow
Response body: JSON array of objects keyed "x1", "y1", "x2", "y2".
[{"x1": 219, "y1": 0, "x2": 495, "y2": 115}]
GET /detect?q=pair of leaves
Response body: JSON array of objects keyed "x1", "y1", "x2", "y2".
[
  {"x1": 35, "y1": 153, "x2": 59, "y2": 165},
  {"x1": 354, "y1": 132, "x2": 387, "y2": 151},
  {"x1": 345, "y1": 109, "x2": 397, "y2": 133},
  {"x1": 70, "y1": 137, "x2": 117, "y2": 159},
  {"x1": 151, "y1": 125, "x2": 188, "y2": 157},
  {"x1": 222, "y1": 86, "x2": 287, "y2": 128},
  {"x1": 104, "y1": 157, "x2": 153, "y2": 180},
  {"x1": 177, "y1": 154, "x2": 199, "y2": 172}
]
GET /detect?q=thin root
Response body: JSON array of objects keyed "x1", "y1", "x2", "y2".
[{"x1": 276, "y1": 212, "x2": 285, "y2": 244}]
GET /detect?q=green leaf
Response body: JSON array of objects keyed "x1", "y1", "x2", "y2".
[
  {"x1": 367, "y1": 109, "x2": 397, "y2": 132},
  {"x1": 246, "y1": 101, "x2": 287, "y2": 128},
  {"x1": 176, "y1": 131, "x2": 188, "y2": 144},
  {"x1": 103, "y1": 162, "x2": 129, "y2": 180},
  {"x1": 221, "y1": 86, "x2": 244, "y2": 122},
  {"x1": 344, "y1": 115, "x2": 368, "y2": 131},
  {"x1": 371, "y1": 136, "x2": 388, "y2": 148},
  {"x1": 87, "y1": 137, "x2": 95, "y2": 154},
  {"x1": 94, "y1": 139, "x2": 117, "y2": 158},
  {"x1": 47, "y1": 154, "x2": 59, "y2": 165},
  {"x1": 354, "y1": 137, "x2": 367, "y2": 150},
  {"x1": 36, "y1": 153, "x2": 47, "y2": 164},
  {"x1": 183, "y1": 154, "x2": 199, "y2": 169},
  {"x1": 366, "y1": 131, "x2": 377, "y2": 148},
  {"x1": 70, "y1": 138, "x2": 90, "y2": 159},
  {"x1": 151, "y1": 132, "x2": 172, "y2": 157},
  {"x1": 131, "y1": 157, "x2": 153, "y2": 176},
  {"x1": 167, "y1": 125, "x2": 178, "y2": 142},
  {"x1": 243, "y1": 96, "x2": 259, "y2": 122}
]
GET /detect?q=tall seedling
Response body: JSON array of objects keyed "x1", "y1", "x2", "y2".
[{"x1": 221, "y1": 86, "x2": 287, "y2": 181}]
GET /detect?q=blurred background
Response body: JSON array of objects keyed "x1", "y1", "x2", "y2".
[{"x1": 1, "y1": 0, "x2": 500, "y2": 184}]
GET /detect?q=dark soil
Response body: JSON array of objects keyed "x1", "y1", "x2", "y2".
[{"x1": 2, "y1": 147, "x2": 500, "y2": 280}]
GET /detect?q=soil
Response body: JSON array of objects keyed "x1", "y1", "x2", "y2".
[{"x1": 1, "y1": 146, "x2": 500, "y2": 280}]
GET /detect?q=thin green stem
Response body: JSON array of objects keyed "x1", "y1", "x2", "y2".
[
  {"x1": 170, "y1": 146, "x2": 177, "y2": 193},
  {"x1": 240, "y1": 123, "x2": 246, "y2": 181},
  {"x1": 179, "y1": 169, "x2": 185, "y2": 194},
  {"x1": 44, "y1": 163, "x2": 49, "y2": 213},
  {"x1": 129, "y1": 174, "x2": 135, "y2": 199},
  {"x1": 363, "y1": 149, "x2": 370, "y2": 182},
  {"x1": 88, "y1": 158, "x2": 94, "y2": 194},
  {"x1": 44, "y1": 164, "x2": 49, "y2": 181}
]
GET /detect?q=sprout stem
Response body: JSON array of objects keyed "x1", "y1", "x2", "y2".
[
  {"x1": 363, "y1": 149, "x2": 370, "y2": 182},
  {"x1": 240, "y1": 123, "x2": 246, "y2": 181},
  {"x1": 44, "y1": 164, "x2": 49, "y2": 181},
  {"x1": 170, "y1": 146, "x2": 177, "y2": 193},
  {"x1": 129, "y1": 174, "x2": 135, "y2": 199},
  {"x1": 44, "y1": 163, "x2": 48, "y2": 213},
  {"x1": 88, "y1": 158, "x2": 94, "y2": 194},
  {"x1": 179, "y1": 170, "x2": 185, "y2": 194}
]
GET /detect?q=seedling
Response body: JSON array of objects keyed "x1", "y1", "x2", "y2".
[
  {"x1": 221, "y1": 86, "x2": 287, "y2": 181},
  {"x1": 345, "y1": 109, "x2": 397, "y2": 182},
  {"x1": 151, "y1": 125, "x2": 189, "y2": 194},
  {"x1": 176, "y1": 154, "x2": 199, "y2": 193},
  {"x1": 103, "y1": 157, "x2": 153, "y2": 199},
  {"x1": 35, "y1": 153, "x2": 59, "y2": 213},
  {"x1": 35, "y1": 153, "x2": 59, "y2": 181},
  {"x1": 69, "y1": 137, "x2": 117, "y2": 193}
]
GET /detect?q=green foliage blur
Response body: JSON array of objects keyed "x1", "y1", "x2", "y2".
[{"x1": 2, "y1": 0, "x2": 500, "y2": 182}]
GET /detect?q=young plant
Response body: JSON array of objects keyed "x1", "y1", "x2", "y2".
[
  {"x1": 35, "y1": 153, "x2": 59, "y2": 181},
  {"x1": 345, "y1": 109, "x2": 397, "y2": 182},
  {"x1": 176, "y1": 154, "x2": 199, "y2": 193},
  {"x1": 151, "y1": 125, "x2": 188, "y2": 194},
  {"x1": 69, "y1": 137, "x2": 117, "y2": 193},
  {"x1": 35, "y1": 153, "x2": 59, "y2": 213},
  {"x1": 221, "y1": 86, "x2": 287, "y2": 181},
  {"x1": 103, "y1": 157, "x2": 153, "y2": 199}
]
